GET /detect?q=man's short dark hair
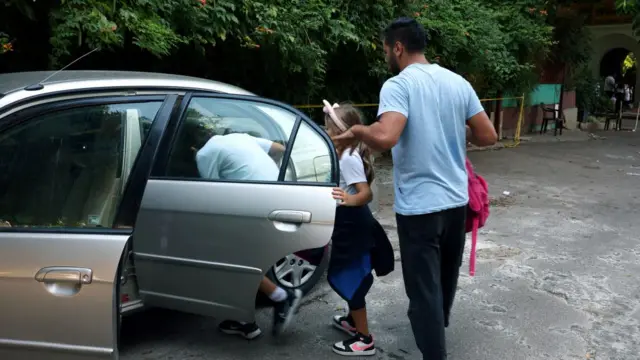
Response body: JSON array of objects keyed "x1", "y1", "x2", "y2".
[{"x1": 382, "y1": 17, "x2": 427, "y2": 53}]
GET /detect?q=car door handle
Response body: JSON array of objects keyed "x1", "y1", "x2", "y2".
[
  {"x1": 268, "y1": 210, "x2": 312, "y2": 224},
  {"x1": 35, "y1": 266, "x2": 93, "y2": 285}
]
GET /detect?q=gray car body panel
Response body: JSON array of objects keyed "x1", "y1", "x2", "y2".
[
  {"x1": 134, "y1": 180, "x2": 335, "y2": 322},
  {"x1": 0, "y1": 71, "x2": 338, "y2": 359},
  {"x1": 0, "y1": 232, "x2": 128, "y2": 360}
]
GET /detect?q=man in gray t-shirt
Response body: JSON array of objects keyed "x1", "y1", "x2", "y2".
[{"x1": 333, "y1": 17, "x2": 497, "y2": 360}]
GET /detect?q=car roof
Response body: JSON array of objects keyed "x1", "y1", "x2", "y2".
[{"x1": 0, "y1": 70, "x2": 255, "y2": 108}]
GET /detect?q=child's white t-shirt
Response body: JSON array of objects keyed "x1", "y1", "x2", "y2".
[{"x1": 339, "y1": 149, "x2": 367, "y2": 195}]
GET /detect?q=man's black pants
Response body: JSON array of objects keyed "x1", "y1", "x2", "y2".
[{"x1": 396, "y1": 206, "x2": 467, "y2": 360}]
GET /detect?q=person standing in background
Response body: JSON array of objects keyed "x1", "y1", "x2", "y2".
[
  {"x1": 604, "y1": 73, "x2": 616, "y2": 100},
  {"x1": 615, "y1": 79, "x2": 625, "y2": 115},
  {"x1": 624, "y1": 84, "x2": 631, "y2": 109},
  {"x1": 332, "y1": 17, "x2": 497, "y2": 360}
]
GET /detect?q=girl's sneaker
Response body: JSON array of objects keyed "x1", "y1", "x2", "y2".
[
  {"x1": 333, "y1": 333, "x2": 375, "y2": 356},
  {"x1": 218, "y1": 320, "x2": 262, "y2": 340},
  {"x1": 332, "y1": 314, "x2": 356, "y2": 336}
]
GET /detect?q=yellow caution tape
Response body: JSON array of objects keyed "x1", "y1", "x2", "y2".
[
  {"x1": 294, "y1": 94, "x2": 526, "y2": 149},
  {"x1": 294, "y1": 97, "x2": 524, "y2": 109}
]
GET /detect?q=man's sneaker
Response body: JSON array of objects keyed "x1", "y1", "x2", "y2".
[
  {"x1": 332, "y1": 314, "x2": 356, "y2": 336},
  {"x1": 218, "y1": 320, "x2": 262, "y2": 340},
  {"x1": 272, "y1": 289, "x2": 303, "y2": 335},
  {"x1": 333, "y1": 333, "x2": 376, "y2": 356}
]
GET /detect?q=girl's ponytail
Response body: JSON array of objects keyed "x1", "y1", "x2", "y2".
[{"x1": 353, "y1": 144, "x2": 375, "y2": 185}]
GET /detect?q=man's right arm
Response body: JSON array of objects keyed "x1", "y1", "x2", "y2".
[
  {"x1": 269, "y1": 142, "x2": 286, "y2": 161},
  {"x1": 465, "y1": 82, "x2": 498, "y2": 146},
  {"x1": 255, "y1": 137, "x2": 285, "y2": 162},
  {"x1": 350, "y1": 78, "x2": 408, "y2": 151}
]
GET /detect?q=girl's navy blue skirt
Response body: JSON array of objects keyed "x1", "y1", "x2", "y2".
[{"x1": 328, "y1": 205, "x2": 377, "y2": 304}]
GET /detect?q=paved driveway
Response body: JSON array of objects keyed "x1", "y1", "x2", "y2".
[{"x1": 122, "y1": 132, "x2": 640, "y2": 360}]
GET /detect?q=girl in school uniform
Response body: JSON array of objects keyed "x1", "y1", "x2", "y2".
[{"x1": 322, "y1": 100, "x2": 394, "y2": 356}]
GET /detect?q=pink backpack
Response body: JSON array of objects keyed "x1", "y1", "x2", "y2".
[{"x1": 465, "y1": 158, "x2": 489, "y2": 276}]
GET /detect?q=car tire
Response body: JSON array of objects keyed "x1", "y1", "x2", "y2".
[{"x1": 263, "y1": 244, "x2": 330, "y2": 302}]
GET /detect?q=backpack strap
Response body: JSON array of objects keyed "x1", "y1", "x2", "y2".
[{"x1": 469, "y1": 217, "x2": 479, "y2": 277}]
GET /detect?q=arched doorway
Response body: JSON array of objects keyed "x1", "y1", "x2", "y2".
[
  {"x1": 599, "y1": 47, "x2": 636, "y2": 85},
  {"x1": 591, "y1": 31, "x2": 640, "y2": 103}
]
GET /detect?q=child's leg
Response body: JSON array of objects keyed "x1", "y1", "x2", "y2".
[
  {"x1": 333, "y1": 273, "x2": 375, "y2": 356},
  {"x1": 348, "y1": 273, "x2": 374, "y2": 335},
  {"x1": 350, "y1": 307, "x2": 370, "y2": 336},
  {"x1": 219, "y1": 277, "x2": 290, "y2": 340},
  {"x1": 259, "y1": 276, "x2": 303, "y2": 336}
]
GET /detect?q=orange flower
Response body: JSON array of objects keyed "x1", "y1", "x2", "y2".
[
  {"x1": 2, "y1": 43, "x2": 13, "y2": 52},
  {"x1": 414, "y1": 12, "x2": 421, "y2": 17},
  {"x1": 528, "y1": 7, "x2": 536, "y2": 13},
  {"x1": 199, "y1": 0, "x2": 206, "y2": 5},
  {"x1": 423, "y1": 4, "x2": 429, "y2": 9},
  {"x1": 111, "y1": 25, "x2": 117, "y2": 31},
  {"x1": 539, "y1": 10, "x2": 548, "y2": 15}
]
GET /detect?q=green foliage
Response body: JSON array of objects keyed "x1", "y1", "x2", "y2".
[
  {"x1": 1, "y1": 0, "x2": 590, "y2": 106},
  {"x1": 545, "y1": 8, "x2": 593, "y2": 90},
  {"x1": 615, "y1": 0, "x2": 640, "y2": 37},
  {"x1": 0, "y1": 32, "x2": 12, "y2": 54},
  {"x1": 548, "y1": 11, "x2": 591, "y2": 67},
  {"x1": 49, "y1": 0, "x2": 242, "y2": 66},
  {"x1": 622, "y1": 52, "x2": 636, "y2": 75},
  {"x1": 572, "y1": 63, "x2": 613, "y2": 114},
  {"x1": 410, "y1": 0, "x2": 554, "y2": 96}
]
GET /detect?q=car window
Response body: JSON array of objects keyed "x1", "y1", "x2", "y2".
[
  {"x1": 0, "y1": 101, "x2": 162, "y2": 229},
  {"x1": 165, "y1": 97, "x2": 334, "y2": 184},
  {"x1": 286, "y1": 121, "x2": 333, "y2": 183},
  {"x1": 166, "y1": 97, "x2": 295, "y2": 181},
  {"x1": 136, "y1": 101, "x2": 163, "y2": 140}
]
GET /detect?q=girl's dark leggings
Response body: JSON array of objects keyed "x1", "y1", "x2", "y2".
[{"x1": 347, "y1": 273, "x2": 374, "y2": 310}]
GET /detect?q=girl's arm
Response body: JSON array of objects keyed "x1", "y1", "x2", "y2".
[
  {"x1": 332, "y1": 182, "x2": 372, "y2": 207},
  {"x1": 333, "y1": 150, "x2": 371, "y2": 206}
]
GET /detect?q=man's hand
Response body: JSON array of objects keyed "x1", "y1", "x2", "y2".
[
  {"x1": 342, "y1": 113, "x2": 406, "y2": 152},
  {"x1": 331, "y1": 128, "x2": 357, "y2": 148}
]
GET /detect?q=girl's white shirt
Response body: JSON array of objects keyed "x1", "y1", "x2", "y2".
[{"x1": 339, "y1": 148, "x2": 367, "y2": 196}]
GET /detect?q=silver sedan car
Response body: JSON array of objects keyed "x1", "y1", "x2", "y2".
[{"x1": 0, "y1": 71, "x2": 343, "y2": 359}]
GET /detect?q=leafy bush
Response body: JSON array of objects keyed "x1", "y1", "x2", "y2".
[
  {"x1": 0, "y1": 0, "x2": 590, "y2": 105},
  {"x1": 573, "y1": 63, "x2": 614, "y2": 114}
]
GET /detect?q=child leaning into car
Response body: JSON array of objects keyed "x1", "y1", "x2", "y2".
[
  {"x1": 182, "y1": 120, "x2": 303, "y2": 340},
  {"x1": 323, "y1": 100, "x2": 394, "y2": 356}
]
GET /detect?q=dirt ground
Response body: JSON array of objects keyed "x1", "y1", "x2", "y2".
[{"x1": 121, "y1": 132, "x2": 640, "y2": 360}]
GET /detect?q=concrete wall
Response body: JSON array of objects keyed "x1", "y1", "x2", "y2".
[
  {"x1": 502, "y1": 84, "x2": 562, "y2": 107},
  {"x1": 495, "y1": 89, "x2": 578, "y2": 137}
]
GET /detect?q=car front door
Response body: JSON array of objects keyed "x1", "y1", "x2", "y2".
[
  {"x1": 0, "y1": 95, "x2": 170, "y2": 359},
  {"x1": 133, "y1": 94, "x2": 338, "y2": 322}
]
